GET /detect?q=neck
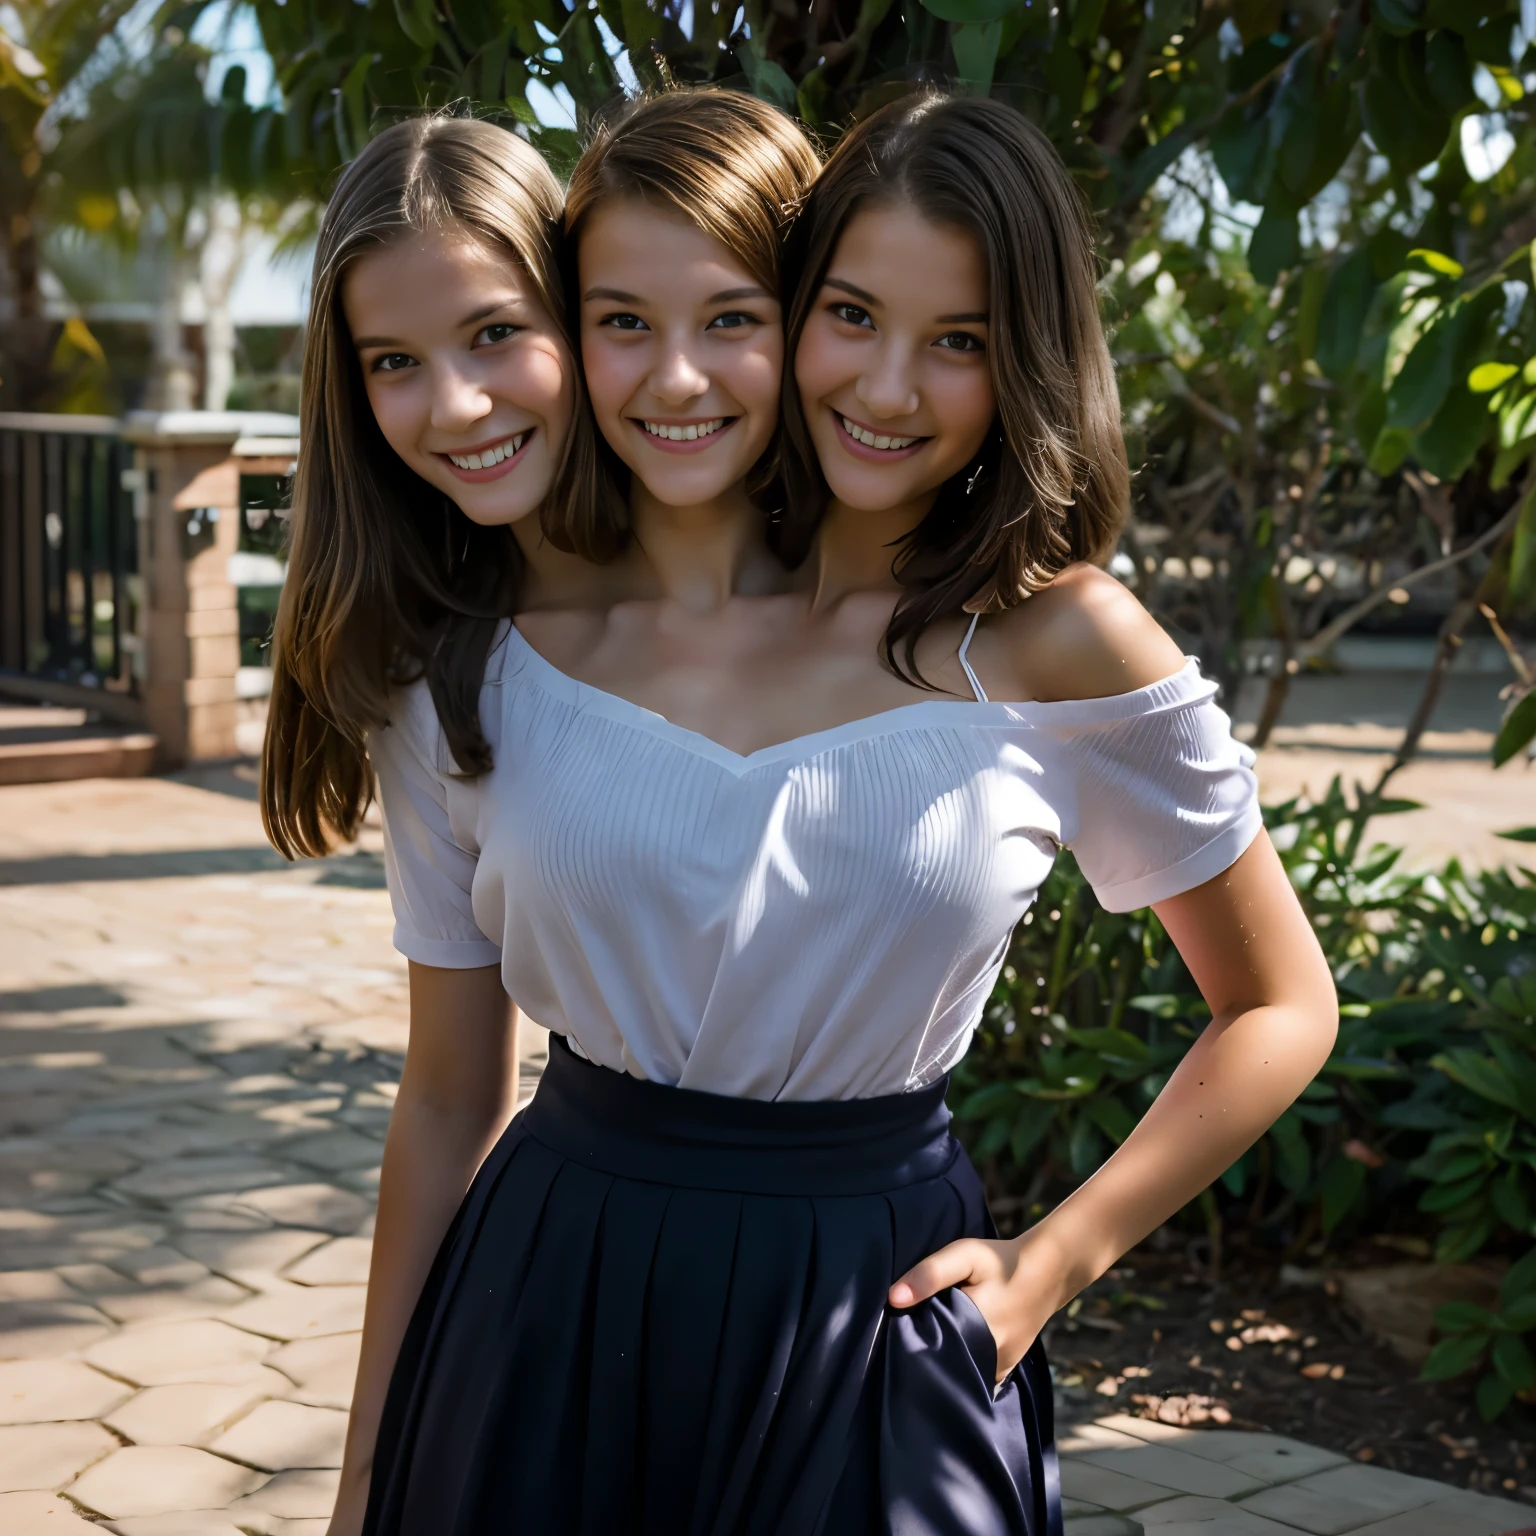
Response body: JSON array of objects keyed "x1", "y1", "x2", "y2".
[
  {"x1": 810, "y1": 492, "x2": 933, "y2": 608},
  {"x1": 629, "y1": 479, "x2": 783, "y2": 613},
  {"x1": 511, "y1": 520, "x2": 615, "y2": 611}
]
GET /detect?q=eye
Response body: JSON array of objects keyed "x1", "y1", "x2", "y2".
[
  {"x1": 474, "y1": 322, "x2": 519, "y2": 347},
  {"x1": 829, "y1": 302, "x2": 873, "y2": 328},
  {"x1": 600, "y1": 312, "x2": 649, "y2": 331},
  {"x1": 371, "y1": 353, "x2": 417, "y2": 373},
  {"x1": 936, "y1": 331, "x2": 985, "y2": 353},
  {"x1": 707, "y1": 310, "x2": 760, "y2": 330}
]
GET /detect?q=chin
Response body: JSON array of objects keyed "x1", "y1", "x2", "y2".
[{"x1": 823, "y1": 471, "x2": 917, "y2": 515}]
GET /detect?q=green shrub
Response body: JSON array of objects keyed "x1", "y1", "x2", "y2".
[{"x1": 949, "y1": 784, "x2": 1536, "y2": 1417}]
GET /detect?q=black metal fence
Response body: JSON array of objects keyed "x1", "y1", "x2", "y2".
[{"x1": 0, "y1": 413, "x2": 139, "y2": 694}]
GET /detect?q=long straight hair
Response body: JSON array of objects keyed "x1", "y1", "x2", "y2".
[
  {"x1": 262, "y1": 115, "x2": 596, "y2": 860},
  {"x1": 780, "y1": 92, "x2": 1129, "y2": 683},
  {"x1": 557, "y1": 88, "x2": 822, "y2": 546}
]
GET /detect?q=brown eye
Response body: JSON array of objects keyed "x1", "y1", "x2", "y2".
[
  {"x1": 936, "y1": 332, "x2": 984, "y2": 353},
  {"x1": 830, "y1": 303, "x2": 872, "y2": 328}
]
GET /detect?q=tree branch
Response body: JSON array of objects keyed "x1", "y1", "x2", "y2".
[{"x1": 1294, "y1": 503, "x2": 1521, "y2": 665}]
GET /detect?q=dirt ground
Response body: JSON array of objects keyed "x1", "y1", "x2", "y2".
[{"x1": 1043, "y1": 1236, "x2": 1536, "y2": 1510}]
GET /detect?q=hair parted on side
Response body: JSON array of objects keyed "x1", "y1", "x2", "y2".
[
  {"x1": 556, "y1": 88, "x2": 822, "y2": 547},
  {"x1": 779, "y1": 90, "x2": 1130, "y2": 685},
  {"x1": 261, "y1": 113, "x2": 594, "y2": 862}
]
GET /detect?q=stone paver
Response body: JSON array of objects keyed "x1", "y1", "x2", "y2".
[
  {"x1": 0, "y1": 1420, "x2": 117, "y2": 1490},
  {"x1": 2, "y1": 768, "x2": 1532, "y2": 1533}
]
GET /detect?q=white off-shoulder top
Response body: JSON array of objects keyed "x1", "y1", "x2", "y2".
[{"x1": 369, "y1": 616, "x2": 1261, "y2": 1101}]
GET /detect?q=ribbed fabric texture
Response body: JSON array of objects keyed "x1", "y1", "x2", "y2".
[{"x1": 369, "y1": 623, "x2": 1261, "y2": 1101}]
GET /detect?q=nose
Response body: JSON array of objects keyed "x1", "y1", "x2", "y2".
[
  {"x1": 855, "y1": 341, "x2": 920, "y2": 421},
  {"x1": 429, "y1": 359, "x2": 494, "y2": 433},
  {"x1": 649, "y1": 335, "x2": 710, "y2": 408}
]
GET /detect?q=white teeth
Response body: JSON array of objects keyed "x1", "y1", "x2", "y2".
[
  {"x1": 841, "y1": 415, "x2": 918, "y2": 450},
  {"x1": 643, "y1": 418, "x2": 725, "y2": 442},
  {"x1": 447, "y1": 432, "x2": 526, "y2": 470}
]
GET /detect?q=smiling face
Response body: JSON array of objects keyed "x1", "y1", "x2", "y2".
[
  {"x1": 343, "y1": 227, "x2": 575, "y2": 527},
  {"x1": 578, "y1": 200, "x2": 783, "y2": 510},
  {"x1": 794, "y1": 201, "x2": 996, "y2": 520}
]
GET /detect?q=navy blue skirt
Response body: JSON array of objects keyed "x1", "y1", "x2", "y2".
[{"x1": 364, "y1": 1038, "x2": 1062, "y2": 1535}]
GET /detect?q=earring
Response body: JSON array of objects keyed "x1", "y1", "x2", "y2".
[{"x1": 966, "y1": 460, "x2": 985, "y2": 496}]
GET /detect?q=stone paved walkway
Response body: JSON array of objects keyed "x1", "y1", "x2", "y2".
[{"x1": 0, "y1": 770, "x2": 1532, "y2": 1536}]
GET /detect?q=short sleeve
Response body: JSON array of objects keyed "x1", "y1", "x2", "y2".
[
  {"x1": 1049, "y1": 662, "x2": 1263, "y2": 913},
  {"x1": 368, "y1": 684, "x2": 502, "y2": 969}
]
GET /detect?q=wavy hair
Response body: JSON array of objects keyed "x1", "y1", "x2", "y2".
[
  {"x1": 779, "y1": 91, "x2": 1129, "y2": 684},
  {"x1": 556, "y1": 88, "x2": 821, "y2": 548},
  {"x1": 262, "y1": 115, "x2": 592, "y2": 859}
]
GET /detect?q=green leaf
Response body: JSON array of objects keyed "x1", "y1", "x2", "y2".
[
  {"x1": 393, "y1": 0, "x2": 438, "y2": 51},
  {"x1": 1248, "y1": 201, "x2": 1300, "y2": 287},
  {"x1": 951, "y1": 19, "x2": 1003, "y2": 90},
  {"x1": 1493, "y1": 691, "x2": 1536, "y2": 768},
  {"x1": 1434, "y1": 1300, "x2": 1498, "y2": 1332},
  {"x1": 1419, "y1": 1171, "x2": 1490, "y2": 1213},
  {"x1": 1360, "y1": 37, "x2": 1451, "y2": 173},
  {"x1": 1373, "y1": 0, "x2": 1427, "y2": 34},
  {"x1": 1211, "y1": 98, "x2": 1275, "y2": 204},
  {"x1": 1316, "y1": 251, "x2": 1376, "y2": 379},
  {"x1": 958, "y1": 1081, "x2": 1025, "y2": 1119},
  {"x1": 1268, "y1": 1111, "x2": 1312, "y2": 1194},
  {"x1": 1009, "y1": 1099, "x2": 1057, "y2": 1167},
  {"x1": 1084, "y1": 1095, "x2": 1136, "y2": 1145},
  {"x1": 1470, "y1": 362, "x2": 1520, "y2": 392},
  {"x1": 1068, "y1": 1113, "x2": 1106, "y2": 1178},
  {"x1": 1477, "y1": 1369, "x2": 1515, "y2": 1420},
  {"x1": 1425, "y1": 27, "x2": 1477, "y2": 113},
  {"x1": 1422, "y1": 1329, "x2": 1491, "y2": 1379},
  {"x1": 1068, "y1": 0, "x2": 1110, "y2": 49},
  {"x1": 922, "y1": 0, "x2": 1017, "y2": 19},
  {"x1": 1318, "y1": 1152, "x2": 1367, "y2": 1233},
  {"x1": 1500, "y1": 1295, "x2": 1536, "y2": 1331},
  {"x1": 1438, "y1": 1216, "x2": 1497, "y2": 1263},
  {"x1": 736, "y1": 47, "x2": 797, "y2": 111},
  {"x1": 1491, "y1": 1330, "x2": 1536, "y2": 1391},
  {"x1": 1416, "y1": 384, "x2": 1491, "y2": 481},
  {"x1": 1503, "y1": 1248, "x2": 1536, "y2": 1305},
  {"x1": 1408, "y1": 248, "x2": 1464, "y2": 280},
  {"x1": 1510, "y1": 484, "x2": 1536, "y2": 603},
  {"x1": 1497, "y1": 827, "x2": 1536, "y2": 842}
]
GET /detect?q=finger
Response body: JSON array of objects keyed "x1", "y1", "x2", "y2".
[{"x1": 888, "y1": 1240, "x2": 981, "y2": 1308}]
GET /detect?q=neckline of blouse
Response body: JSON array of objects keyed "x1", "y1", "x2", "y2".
[{"x1": 494, "y1": 620, "x2": 1211, "y2": 775}]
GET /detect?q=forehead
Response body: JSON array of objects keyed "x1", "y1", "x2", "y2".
[
  {"x1": 825, "y1": 201, "x2": 988, "y2": 314},
  {"x1": 578, "y1": 199, "x2": 764, "y2": 293},
  {"x1": 342, "y1": 228, "x2": 534, "y2": 325}
]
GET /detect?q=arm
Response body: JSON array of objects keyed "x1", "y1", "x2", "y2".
[
  {"x1": 890, "y1": 831, "x2": 1339, "y2": 1377},
  {"x1": 329, "y1": 962, "x2": 520, "y2": 1535}
]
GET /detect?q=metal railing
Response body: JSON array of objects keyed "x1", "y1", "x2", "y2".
[{"x1": 0, "y1": 413, "x2": 139, "y2": 695}]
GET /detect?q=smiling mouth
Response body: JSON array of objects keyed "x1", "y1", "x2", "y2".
[
  {"x1": 442, "y1": 431, "x2": 529, "y2": 470},
  {"x1": 639, "y1": 417, "x2": 731, "y2": 443},
  {"x1": 839, "y1": 415, "x2": 924, "y2": 451}
]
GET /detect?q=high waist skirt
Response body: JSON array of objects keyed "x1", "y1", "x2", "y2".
[{"x1": 364, "y1": 1038, "x2": 1062, "y2": 1536}]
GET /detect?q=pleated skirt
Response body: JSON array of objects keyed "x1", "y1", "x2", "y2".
[{"x1": 363, "y1": 1038, "x2": 1062, "y2": 1536}]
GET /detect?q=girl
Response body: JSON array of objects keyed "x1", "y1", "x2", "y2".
[
  {"x1": 773, "y1": 90, "x2": 1337, "y2": 1521},
  {"x1": 352, "y1": 92, "x2": 841, "y2": 1535},
  {"x1": 257, "y1": 113, "x2": 642, "y2": 1534}
]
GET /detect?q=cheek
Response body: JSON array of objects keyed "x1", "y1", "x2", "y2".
[
  {"x1": 933, "y1": 369, "x2": 996, "y2": 457},
  {"x1": 730, "y1": 334, "x2": 784, "y2": 414},
  {"x1": 792, "y1": 322, "x2": 843, "y2": 404},
  {"x1": 362, "y1": 377, "x2": 423, "y2": 462},
  {"x1": 580, "y1": 332, "x2": 638, "y2": 419}
]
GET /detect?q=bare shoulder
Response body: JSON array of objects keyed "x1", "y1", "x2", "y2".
[{"x1": 989, "y1": 564, "x2": 1186, "y2": 703}]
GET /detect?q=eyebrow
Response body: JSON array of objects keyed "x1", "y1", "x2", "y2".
[
  {"x1": 351, "y1": 299, "x2": 522, "y2": 351},
  {"x1": 823, "y1": 276, "x2": 987, "y2": 326},
  {"x1": 581, "y1": 285, "x2": 773, "y2": 304}
]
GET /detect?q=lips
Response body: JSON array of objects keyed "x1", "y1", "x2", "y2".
[
  {"x1": 435, "y1": 428, "x2": 536, "y2": 483},
  {"x1": 631, "y1": 416, "x2": 737, "y2": 454},
  {"x1": 832, "y1": 409, "x2": 928, "y2": 462}
]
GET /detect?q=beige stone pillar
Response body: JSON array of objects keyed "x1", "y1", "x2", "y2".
[{"x1": 122, "y1": 411, "x2": 299, "y2": 769}]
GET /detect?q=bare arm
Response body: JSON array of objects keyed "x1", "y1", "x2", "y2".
[
  {"x1": 890, "y1": 833, "x2": 1339, "y2": 1376},
  {"x1": 329, "y1": 962, "x2": 519, "y2": 1535}
]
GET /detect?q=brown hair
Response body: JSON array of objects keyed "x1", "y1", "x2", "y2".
[
  {"x1": 555, "y1": 88, "x2": 821, "y2": 548},
  {"x1": 780, "y1": 91, "x2": 1129, "y2": 684},
  {"x1": 262, "y1": 114, "x2": 593, "y2": 860}
]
